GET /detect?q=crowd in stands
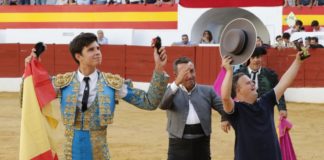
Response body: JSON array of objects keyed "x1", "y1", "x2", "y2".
[
  {"x1": 284, "y1": 0, "x2": 324, "y2": 7},
  {"x1": 0, "y1": 0, "x2": 177, "y2": 5},
  {"x1": 272, "y1": 19, "x2": 324, "y2": 49},
  {"x1": 172, "y1": 30, "x2": 217, "y2": 46},
  {"x1": 172, "y1": 18, "x2": 324, "y2": 50}
]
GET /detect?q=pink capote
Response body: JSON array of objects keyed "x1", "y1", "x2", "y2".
[
  {"x1": 278, "y1": 116, "x2": 297, "y2": 160},
  {"x1": 213, "y1": 68, "x2": 226, "y2": 96}
]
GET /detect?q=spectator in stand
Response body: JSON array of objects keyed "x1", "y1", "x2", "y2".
[
  {"x1": 172, "y1": 34, "x2": 196, "y2": 46},
  {"x1": 144, "y1": 0, "x2": 155, "y2": 4},
  {"x1": 46, "y1": 0, "x2": 61, "y2": 5},
  {"x1": 76, "y1": 0, "x2": 91, "y2": 5},
  {"x1": 143, "y1": 0, "x2": 175, "y2": 5},
  {"x1": 304, "y1": 36, "x2": 311, "y2": 48},
  {"x1": 97, "y1": 30, "x2": 109, "y2": 45},
  {"x1": 55, "y1": 0, "x2": 67, "y2": 4},
  {"x1": 200, "y1": 30, "x2": 215, "y2": 44},
  {"x1": 273, "y1": 35, "x2": 285, "y2": 48},
  {"x1": 161, "y1": 0, "x2": 174, "y2": 3},
  {"x1": 125, "y1": 0, "x2": 142, "y2": 4},
  {"x1": 310, "y1": 37, "x2": 324, "y2": 48},
  {"x1": 284, "y1": 19, "x2": 305, "y2": 34},
  {"x1": 35, "y1": 0, "x2": 46, "y2": 5},
  {"x1": 19, "y1": 0, "x2": 30, "y2": 4},
  {"x1": 107, "y1": 0, "x2": 123, "y2": 4},
  {"x1": 311, "y1": 20, "x2": 324, "y2": 32},
  {"x1": 256, "y1": 36, "x2": 270, "y2": 48},
  {"x1": 284, "y1": 0, "x2": 296, "y2": 7},
  {"x1": 282, "y1": 32, "x2": 295, "y2": 48},
  {"x1": 2, "y1": 0, "x2": 18, "y2": 4},
  {"x1": 297, "y1": 0, "x2": 314, "y2": 7},
  {"x1": 316, "y1": 0, "x2": 324, "y2": 5},
  {"x1": 95, "y1": 0, "x2": 107, "y2": 4}
]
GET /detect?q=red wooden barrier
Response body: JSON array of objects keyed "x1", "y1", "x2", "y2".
[
  {"x1": 99, "y1": 45, "x2": 126, "y2": 77},
  {"x1": 0, "y1": 44, "x2": 19, "y2": 77},
  {"x1": 18, "y1": 44, "x2": 56, "y2": 76},
  {"x1": 54, "y1": 44, "x2": 78, "y2": 74},
  {"x1": 195, "y1": 47, "x2": 222, "y2": 85},
  {"x1": 0, "y1": 44, "x2": 323, "y2": 87}
]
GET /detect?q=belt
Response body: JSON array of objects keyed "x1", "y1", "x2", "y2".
[{"x1": 183, "y1": 124, "x2": 205, "y2": 139}]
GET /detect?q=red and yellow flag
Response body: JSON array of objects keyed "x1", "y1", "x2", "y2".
[
  {"x1": 283, "y1": 7, "x2": 324, "y2": 31},
  {"x1": 20, "y1": 58, "x2": 59, "y2": 160},
  {"x1": 0, "y1": 5, "x2": 177, "y2": 29}
]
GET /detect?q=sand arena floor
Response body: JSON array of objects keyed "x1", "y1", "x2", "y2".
[{"x1": 0, "y1": 92, "x2": 323, "y2": 160}]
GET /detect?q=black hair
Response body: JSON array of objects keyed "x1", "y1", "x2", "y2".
[
  {"x1": 69, "y1": 32, "x2": 98, "y2": 64},
  {"x1": 245, "y1": 47, "x2": 267, "y2": 66},
  {"x1": 182, "y1": 34, "x2": 188, "y2": 38},
  {"x1": 275, "y1": 35, "x2": 282, "y2": 40},
  {"x1": 203, "y1": 30, "x2": 213, "y2": 42},
  {"x1": 282, "y1": 32, "x2": 291, "y2": 40},
  {"x1": 173, "y1": 57, "x2": 193, "y2": 73},
  {"x1": 231, "y1": 72, "x2": 246, "y2": 98},
  {"x1": 311, "y1": 37, "x2": 319, "y2": 43},
  {"x1": 251, "y1": 46, "x2": 267, "y2": 58},
  {"x1": 311, "y1": 20, "x2": 319, "y2": 27},
  {"x1": 295, "y1": 19, "x2": 303, "y2": 26}
]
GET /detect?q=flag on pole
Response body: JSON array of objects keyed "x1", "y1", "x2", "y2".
[
  {"x1": 180, "y1": 0, "x2": 283, "y2": 8},
  {"x1": 20, "y1": 57, "x2": 59, "y2": 160}
]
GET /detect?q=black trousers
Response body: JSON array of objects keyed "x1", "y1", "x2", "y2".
[{"x1": 168, "y1": 136, "x2": 211, "y2": 160}]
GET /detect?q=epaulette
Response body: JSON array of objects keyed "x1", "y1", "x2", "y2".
[
  {"x1": 102, "y1": 72, "x2": 124, "y2": 90},
  {"x1": 53, "y1": 72, "x2": 75, "y2": 88}
]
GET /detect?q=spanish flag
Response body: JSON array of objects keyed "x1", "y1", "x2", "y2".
[
  {"x1": 283, "y1": 7, "x2": 324, "y2": 31},
  {"x1": 20, "y1": 58, "x2": 59, "y2": 160},
  {"x1": 0, "y1": 5, "x2": 177, "y2": 29}
]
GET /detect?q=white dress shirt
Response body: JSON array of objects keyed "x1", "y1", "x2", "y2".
[
  {"x1": 170, "y1": 82, "x2": 200, "y2": 124},
  {"x1": 77, "y1": 69, "x2": 128, "y2": 109}
]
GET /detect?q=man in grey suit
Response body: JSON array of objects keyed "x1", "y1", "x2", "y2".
[{"x1": 159, "y1": 57, "x2": 228, "y2": 160}]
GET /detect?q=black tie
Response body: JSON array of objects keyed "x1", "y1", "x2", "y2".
[
  {"x1": 251, "y1": 71, "x2": 258, "y2": 82},
  {"x1": 82, "y1": 77, "x2": 90, "y2": 112}
]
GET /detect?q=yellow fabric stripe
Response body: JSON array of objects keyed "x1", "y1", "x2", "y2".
[
  {"x1": 0, "y1": 12, "x2": 177, "y2": 22},
  {"x1": 282, "y1": 15, "x2": 324, "y2": 25},
  {"x1": 20, "y1": 76, "x2": 52, "y2": 159}
]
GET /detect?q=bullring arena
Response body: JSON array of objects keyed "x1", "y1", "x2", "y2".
[
  {"x1": 0, "y1": 93, "x2": 324, "y2": 159},
  {"x1": 0, "y1": 46, "x2": 324, "y2": 159},
  {"x1": 1, "y1": 2, "x2": 324, "y2": 160}
]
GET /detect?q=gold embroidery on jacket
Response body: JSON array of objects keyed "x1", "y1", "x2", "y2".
[
  {"x1": 53, "y1": 72, "x2": 75, "y2": 88},
  {"x1": 102, "y1": 72, "x2": 124, "y2": 90}
]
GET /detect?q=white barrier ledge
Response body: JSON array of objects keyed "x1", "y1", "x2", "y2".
[{"x1": 285, "y1": 88, "x2": 324, "y2": 104}]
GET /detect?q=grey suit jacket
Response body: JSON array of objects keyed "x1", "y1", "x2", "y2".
[{"x1": 159, "y1": 84, "x2": 225, "y2": 138}]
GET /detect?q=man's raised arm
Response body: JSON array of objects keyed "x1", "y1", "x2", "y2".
[
  {"x1": 274, "y1": 51, "x2": 304, "y2": 102},
  {"x1": 221, "y1": 56, "x2": 235, "y2": 113}
]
